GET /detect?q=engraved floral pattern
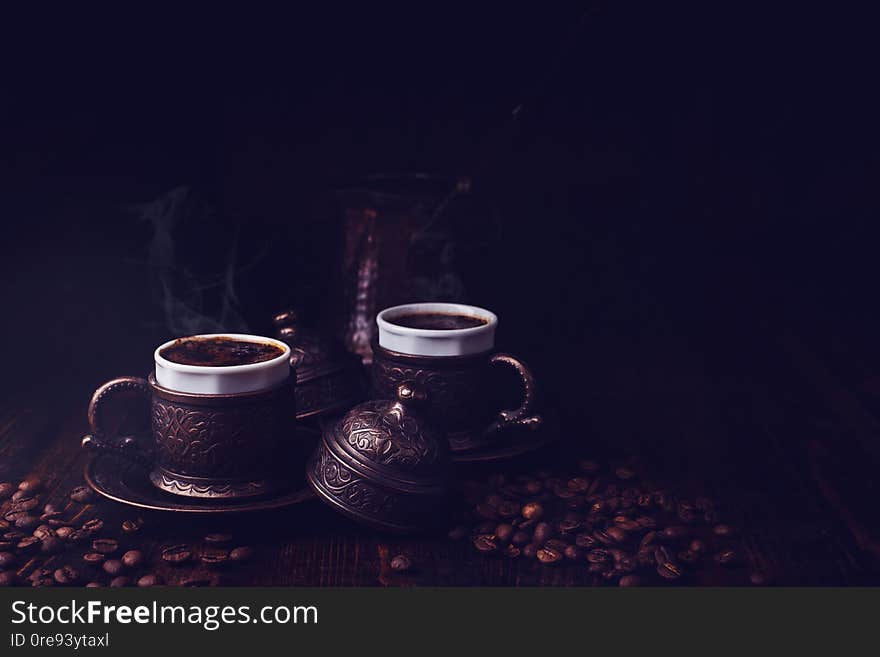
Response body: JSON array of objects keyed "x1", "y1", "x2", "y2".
[
  {"x1": 152, "y1": 399, "x2": 278, "y2": 478},
  {"x1": 339, "y1": 400, "x2": 439, "y2": 471}
]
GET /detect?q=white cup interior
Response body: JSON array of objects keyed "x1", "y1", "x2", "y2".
[
  {"x1": 154, "y1": 333, "x2": 291, "y2": 395},
  {"x1": 377, "y1": 303, "x2": 497, "y2": 357}
]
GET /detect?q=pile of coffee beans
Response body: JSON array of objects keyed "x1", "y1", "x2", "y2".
[
  {"x1": 451, "y1": 461, "x2": 761, "y2": 585},
  {"x1": 0, "y1": 476, "x2": 254, "y2": 587}
]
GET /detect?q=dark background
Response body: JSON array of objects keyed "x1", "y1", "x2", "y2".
[{"x1": 1, "y1": 4, "x2": 877, "y2": 468}]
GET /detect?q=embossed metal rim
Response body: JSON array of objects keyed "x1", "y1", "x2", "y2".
[
  {"x1": 306, "y1": 461, "x2": 433, "y2": 534},
  {"x1": 85, "y1": 456, "x2": 315, "y2": 514}
]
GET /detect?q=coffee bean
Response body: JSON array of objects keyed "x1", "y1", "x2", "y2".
[
  {"x1": 33, "y1": 524, "x2": 55, "y2": 540},
  {"x1": 70, "y1": 486, "x2": 94, "y2": 503},
  {"x1": 67, "y1": 530, "x2": 88, "y2": 544},
  {"x1": 200, "y1": 550, "x2": 230, "y2": 567},
  {"x1": 712, "y1": 524, "x2": 737, "y2": 538},
  {"x1": 524, "y1": 480, "x2": 543, "y2": 495},
  {"x1": 40, "y1": 512, "x2": 62, "y2": 523},
  {"x1": 47, "y1": 519, "x2": 74, "y2": 528},
  {"x1": 18, "y1": 477, "x2": 42, "y2": 492},
  {"x1": 0, "y1": 483, "x2": 15, "y2": 499},
  {"x1": 83, "y1": 552, "x2": 106, "y2": 565},
  {"x1": 654, "y1": 545, "x2": 673, "y2": 564},
  {"x1": 103, "y1": 559, "x2": 124, "y2": 575},
  {"x1": 3, "y1": 531, "x2": 25, "y2": 541},
  {"x1": 532, "y1": 522, "x2": 554, "y2": 545},
  {"x1": 575, "y1": 533, "x2": 597, "y2": 548},
  {"x1": 55, "y1": 527, "x2": 75, "y2": 540},
  {"x1": 0, "y1": 571, "x2": 18, "y2": 586},
  {"x1": 85, "y1": 582, "x2": 102, "y2": 588},
  {"x1": 614, "y1": 517, "x2": 641, "y2": 532},
  {"x1": 229, "y1": 546, "x2": 253, "y2": 563},
  {"x1": 564, "y1": 545, "x2": 582, "y2": 560},
  {"x1": 473, "y1": 535, "x2": 498, "y2": 554},
  {"x1": 475, "y1": 503, "x2": 497, "y2": 520},
  {"x1": 511, "y1": 531, "x2": 530, "y2": 547},
  {"x1": 0, "y1": 552, "x2": 15, "y2": 568},
  {"x1": 81, "y1": 518, "x2": 104, "y2": 534},
  {"x1": 161, "y1": 544, "x2": 192, "y2": 565},
  {"x1": 0, "y1": 542, "x2": 11, "y2": 551},
  {"x1": 505, "y1": 544, "x2": 521, "y2": 558},
  {"x1": 16, "y1": 536, "x2": 40, "y2": 554},
  {"x1": 689, "y1": 539, "x2": 707, "y2": 553},
  {"x1": 40, "y1": 537, "x2": 63, "y2": 554},
  {"x1": 558, "y1": 518, "x2": 581, "y2": 535},
  {"x1": 657, "y1": 561, "x2": 683, "y2": 580},
  {"x1": 521, "y1": 502, "x2": 544, "y2": 521},
  {"x1": 138, "y1": 574, "x2": 160, "y2": 587},
  {"x1": 448, "y1": 526, "x2": 468, "y2": 541},
  {"x1": 15, "y1": 515, "x2": 38, "y2": 529},
  {"x1": 496, "y1": 501, "x2": 520, "y2": 518},
  {"x1": 494, "y1": 523, "x2": 514, "y2": 544},
  {"x1": 121, "y1": 519, "x2": 143, "y2": 534},
  {"x1": 606, "y1": 526, "x2": 629, "y2": 543},
  {"x1": 593, "y1": 529, "x2": 615, "y2": 547},
  {"x1": 54, "y1": 566, "x2": 80, "y2": 585},
  {"x1": 587, "y1": 548, "x2": 611, "y2": 564},
  {"x1": 110, "y1": 576, "x2": 130, "y2": 588},
  {"x1": 536, "y1": 547, "x2": 562, "y2": 564},
  {"x1": 522, "y1": 543, "x2": 537, "y2": 559},
  {"x1": 12, "y1": 491, "x2": 39, "y2": 507},
  {"x1": 661, "y1": 525, "x2": 689, "y2": 541},
  {"x1": 714, "y1": 549, "x2": 737, "y2": 566},
  {"x1": 589, "y1": 501, "x2": 607, "y2": 515},
  {"x1": 42, "y1": 503, "x2": 60, "y2": 515},
  {"x1": 92, "y1": 538, "x2": 119, "y2": 555},
  {"x1": 390, "y1": 554, "x2": 412, "y2": 572},
  {"x1": 619, "y1": 574, "x2": 641, "y2": 587},
  {"x1": 122, "y1": 550, "x2": 144, "y2": 568}
]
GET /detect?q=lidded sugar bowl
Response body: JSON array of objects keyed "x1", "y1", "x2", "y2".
[{"x1": 306, "y1": 383, "x2": 450, "y2": 532}]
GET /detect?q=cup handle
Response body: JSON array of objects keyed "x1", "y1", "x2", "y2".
[
  {"x1": 486, "y1": 354, "x2": 543, "y2": 436},
  {"x1": 81, "y1": 376, "x2": 153, "y2": 466}
]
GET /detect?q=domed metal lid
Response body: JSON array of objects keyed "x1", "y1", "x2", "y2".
[{"x1": 326, "y1": 384, "x2": 449, "y2": 490}]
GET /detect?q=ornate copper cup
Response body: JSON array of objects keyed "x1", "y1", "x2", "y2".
[
  {"x1": 85, "y1": 334, "x2": 298, "y2": 499},
  {"x1": 371, "y1": 341, "x2": 541, "y2": 453}
]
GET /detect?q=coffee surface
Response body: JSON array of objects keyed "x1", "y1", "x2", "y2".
[
  {"x1": 390, "y1": 312, "x2": 488, "y2": 330},
  {"x1": 160, "y1": 337, "x2": 284, "y2": 367}
]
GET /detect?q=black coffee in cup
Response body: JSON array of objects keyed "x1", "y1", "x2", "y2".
[
  {"x1": 390, "y1": 312, "x2": 488, "y2": 330},
  {"x1": 159, "y1": 336, "x2": 285, "y2": 366}
]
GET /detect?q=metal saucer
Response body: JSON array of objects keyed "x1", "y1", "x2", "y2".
[{"x1": 84, "y1": 429, "x2": 318, "y2": 514}]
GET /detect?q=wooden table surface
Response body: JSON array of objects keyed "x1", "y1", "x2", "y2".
[{"x1": 2, "y1": 320, "x2": 879, "y2": 587}]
